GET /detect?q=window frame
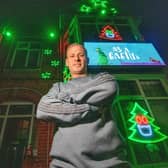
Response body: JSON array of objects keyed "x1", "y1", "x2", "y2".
[
  {"x1": 114, "y1": 78, "x2": 168, "y2": 166},
  {"x1": 9, "y1": 41, "x2": 42, "y2": 69},
  {"x1": 0, "y1": 101, "x2": 36, "y2": 149}
]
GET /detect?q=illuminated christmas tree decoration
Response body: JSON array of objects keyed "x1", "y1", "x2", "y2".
[
  {"x1": 135, "y1": 114, "x2": 148, "y2": 124},
  {"x1": 99, "y1": 25, "x2": 123, "y2": 41},
  {"x1": 43, "y1": 49, "x2": 53, "y2": 55},
  {"x1": 40, "y1": 72, "x2": 51, "y2": 79},
  {"x1": 137, "y1": 124, "x2": 153, "y2": 137},
  {"x1": 50, "y1": 60, "x2": 60, "y2": 67},
  {"x1": 128, "y1": 102, "x2": 167, "y2": 143}
]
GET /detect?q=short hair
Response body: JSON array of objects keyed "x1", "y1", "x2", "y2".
[{"x1": 66, "y1": 43, "x2": 87, "y2": 58}]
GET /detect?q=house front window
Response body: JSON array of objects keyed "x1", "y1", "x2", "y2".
[{"x1": 7, "y1": 41, "x2": 41, "y2": 69}]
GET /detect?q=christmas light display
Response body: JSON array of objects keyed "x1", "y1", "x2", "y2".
[
  {"x1": 80, "y1": 5, "x2": 92, "y2": 13},
  {"x1": 50, "y1": 60, "x2": 60, "y2": 67},
  {"x1": 79, "y1": 0, "x2": 118, "y2": 16},
  {"x1": 0, "y1": 27, "x2": 13, "y2": 40},
  {"x1": 40, "y1": 72, "x2": 51, "y2": 79},
  {"x1": 43, "y1": 49, "x2": 53, "y2": 55},
  {"x1": 128, "y1": 102, "x2": 167, "y2": 143},
  {"x1": 99, "y1": 25, "x2": 123, "y2": 41},
  {"x1": 40, "y1": 48, "x2": 60, "y2": 80},
  {"x1": 63, "y1": 66, "x2": 71, "y2": 83}
]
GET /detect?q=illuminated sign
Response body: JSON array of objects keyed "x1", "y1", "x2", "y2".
[
  {"x1": 136, "y1": 115, "x2": 153, "y2": 137},
  {"x1": 128, "y1": 102, "x2": 167, "y2": 143},
  {"x1": 84, "y1": 42, "x2": 166, "y2": 66},
  {"x1": 99, "y1": 25, "x2": 123, "y2": 41}
]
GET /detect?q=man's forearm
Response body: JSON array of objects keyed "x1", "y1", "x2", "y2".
[{"x1": 36, "y1": 94, "x2": 98, "y2": 125}]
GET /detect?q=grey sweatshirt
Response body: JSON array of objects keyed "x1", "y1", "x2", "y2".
[{"x1": 36, "y1": 72, "x2": 129, "y2": 168}]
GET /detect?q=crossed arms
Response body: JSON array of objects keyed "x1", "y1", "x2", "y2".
[{"x1": 36, "y1": 73, "x2": 118, "y2": 126}]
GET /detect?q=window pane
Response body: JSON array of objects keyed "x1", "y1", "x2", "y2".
[
  {"x1": 30, "y1": 42, "x2": 41, "y2": 49},
  {"x1": 0, "y1": 118, "x2": 30, "y2": 167},
  {"x1": 9, "y1": 105, "x2": 33, "y2": 115},
  {"x1": 132, "y1": 142, "x2": 168, "y2": 164},
  {"x1": 140, "y1": 80, "x2": 167, "y2": 97},
  {"x1": 10, "y1": 41, "x2": 41, "y2": 69},
  {"x1": 118, "y1": 80, "x2": 140, "y2": 95},
  {"x1": 13, "y1": 50, "x2": 27, "y2": 68},
  {"x1": 17, "y1": 42, "x2": 29, "y2": 48},
  {"x1": 148, "y1": 100, "x2": 168, "y2": 133},
  {"x1": 28, "y1": 50, "x2": 40, "y2": 68},
  {"x1": 17, "y1": 119, "x2": 30, "y2": 140},
  {"x1": 0, "y1": 118, "x2": 3, "y2": 132},
  {"x1": 117, "y1": 25, "x2": 135, "y2": 41},
  {"x1": 81, "y1": 24, "x2": 99, "y2": 41},
  {"x1": 0, "y1": 105, "x2": 7, "y2": 115},
  {"x1": 114, "y1": 18, "x2": 128, "y2": 24},
  {"x1": 2, "y1": 117, "x2": 30, "y2": 146}
]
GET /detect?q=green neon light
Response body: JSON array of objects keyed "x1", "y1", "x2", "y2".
[
  {"x1": 110, "y1": 8, "x2": 118, "y2": 15},
  {"x1": 80, "y1": 0, "x2": 119, "y2": 15},
  {"x1": 43, "y1": 49, "x2": 53, "y2": 55},
  {"x1": 63, "y1": 66, "x2": 71, "y2": 83},
  {"x1": 100, "y1": 9, "x2": 107, "y2": 15},
  {"x1": 49, "y1": 32, "x2": 55, "y2": 38},
  {"x1": 128, "y1": 102, "x2": 167, "y2": 143},
  {"x1": 91, "y1": 0, "x2": 108, "y2": 8},
  {"x1": 5, "y1": 31, "x2": 12, "y2": 37},
  {"x1": 2, "y1": 29, "x2": 12, "y2": 39},
  {"x1": 80, "y1": 5, "x2": 92, "y2": 13},
  {"x1": 50, "y1": 60, "x2": 60, "y2": 67},
  {"x1": 40, "y1": 72, "x2": 51, "y2": 79}
]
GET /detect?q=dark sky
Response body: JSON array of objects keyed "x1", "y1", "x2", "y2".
[
  {"x1": 127, "y1": 0, "x2": 168, "y2": 64},
  {"x1": 0, "y1": 0, "x2": 168, "y2": 64}
]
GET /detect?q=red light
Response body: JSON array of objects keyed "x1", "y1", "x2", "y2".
[{"x1": 135, "y1": 115, "x2": 148, "y2": 125}]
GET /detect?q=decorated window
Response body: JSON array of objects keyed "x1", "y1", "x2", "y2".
[
  {"x1": 114, "y1": 99, "x2": 168, "y2": 164},
  {"x1": 112, "y1": 78, "x2": 168, "y2": 165},
  {"x1": 128, "y1": 102, "x2": 167, "y2": 143}
]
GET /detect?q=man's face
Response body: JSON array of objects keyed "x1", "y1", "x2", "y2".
[{"x1": 66, "y1": 44, "x2": 88, "y2": 78}]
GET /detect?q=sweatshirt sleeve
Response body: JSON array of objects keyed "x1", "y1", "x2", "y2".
[
  {"x1": 76, "y1": 73, "x2": 117, "y2": 105},
  {"x1": 36, "y1": 83, "x2": 98, "y2": 126}
]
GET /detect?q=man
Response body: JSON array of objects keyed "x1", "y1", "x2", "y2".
[{"x1": 37, "y1": 43, "x2": 131, "y2": 168}]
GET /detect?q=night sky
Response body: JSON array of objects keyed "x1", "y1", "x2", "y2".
[
  {"x1": 0, "y1": 0, "x2": 168, "y2": 64},
  {"x1": 127, "y1": 0, "x2": 168, "y2": 64}
]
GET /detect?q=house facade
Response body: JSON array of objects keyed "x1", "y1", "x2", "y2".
[{"x1": 0, "y1": 14, "x2": 168, "y2": 168}]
